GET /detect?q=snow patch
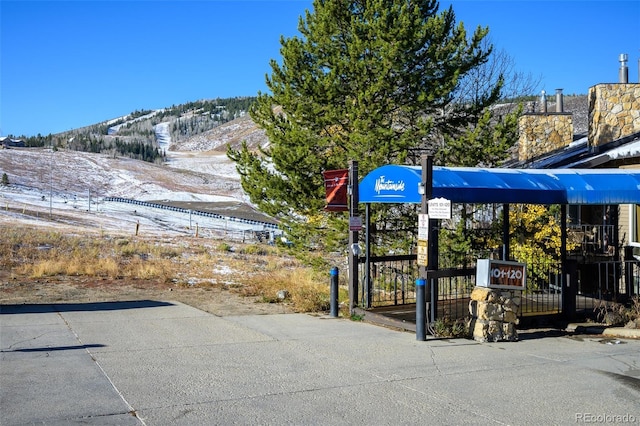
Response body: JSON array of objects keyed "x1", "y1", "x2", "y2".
[{"x1": 154, "y1": 122, "x2": 172, "y2": 152}]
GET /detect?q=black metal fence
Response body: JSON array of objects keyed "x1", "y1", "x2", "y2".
[
  {"x1": 428, "y1": 268, "x2": 476, "y2": 321},
  {"x1": 357, "y1": 255, "x2": 639, "y2": 322},
  {"x1": 520, "y1": 259, "x2": 562, "y2": 316},
  {"x1": 576, "y1": 260, "x2": 640, "y2": 313},
  {"x1": 358, "y1": 255, "x2": 418, "y2": 307}
]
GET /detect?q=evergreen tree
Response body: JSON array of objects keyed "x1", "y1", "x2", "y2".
[
  {"x1": 436, "y1": 104, "x2": 521, "y2": 167},
  {"x1": 228, "y1": 0, "x2": 500, "y2": 251}
]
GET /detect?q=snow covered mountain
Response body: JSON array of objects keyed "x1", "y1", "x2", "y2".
[{"x1": 0, "y1": 101, "x2": 272, "y2": 237}]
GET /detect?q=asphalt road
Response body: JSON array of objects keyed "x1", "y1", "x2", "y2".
[{"x1": 1, "y1": 301, "x2": 639, "y2": 425}]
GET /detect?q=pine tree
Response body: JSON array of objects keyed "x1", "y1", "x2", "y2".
[
  {"x1": 228, "y1": 0, "x2": 500, "y2": 251},
  {"x1": 437, "y1": 104, "x2": 521, "y2": 167}
]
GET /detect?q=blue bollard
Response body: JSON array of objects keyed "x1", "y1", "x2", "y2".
[
  {"x1": 416, "y1": 278, "x2": 426, "y2": 341},
  {"x1": 330, "y1": 267, "x2": 339, "y2": 317}
]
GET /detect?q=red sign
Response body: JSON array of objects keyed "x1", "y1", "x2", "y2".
[{"x1": 323, "y1": 169, "x2": 349, "y2": 212}]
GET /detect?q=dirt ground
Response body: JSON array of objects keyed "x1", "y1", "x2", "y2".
[{"x1": 0, "y1": 272, "x2": 292, "y2": 316}]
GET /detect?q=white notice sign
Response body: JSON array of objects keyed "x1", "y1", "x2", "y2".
[
  {"x1": 418, "y1": 214, "x2": 429, "y2": 240},
  {"x1": 428, "y1": 198, "x2": 451, "y2": 219},
  {"x1": 349, "y1": 216, "x2": 363, "y2": 231}
]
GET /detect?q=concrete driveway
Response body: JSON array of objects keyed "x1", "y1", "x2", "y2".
[{"x1": 1, "y1": 301, "x2": 639, "y2": 425}]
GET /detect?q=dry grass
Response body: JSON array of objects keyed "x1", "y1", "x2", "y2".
[
  {"x1": 7, "y1": 231, "x2": 176, "y2": 281},
  {"x1": 0, "y1": 225, "x2": 341, "y2": 313},
  {"x1": 237, "y1": 266, "x2": 334, "y2": 312}
]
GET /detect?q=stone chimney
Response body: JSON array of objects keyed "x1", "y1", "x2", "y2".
[
  {"x1": 588, "y1": 54, "x2": 640, "y2": 148},
  {"x1": 518, "y1": 89, "x2": 573, "y2": 162}
]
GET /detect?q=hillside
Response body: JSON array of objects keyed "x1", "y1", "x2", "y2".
[
  {"x1": 0, "y1": 101, "x2": 271, "y2": 238},
  {"x1": 169, "y1": 113, "x2": 268, "y2": 152}
]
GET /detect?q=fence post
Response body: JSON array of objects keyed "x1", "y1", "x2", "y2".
[
  {"x1": 416, "y1": 278, "x2": 426, "y2": 341},
  {"x1": 624, "y1": 246, "x2": 636, "y2": 298},
  {"x1": 330, "y1": 267, "x2": 339, "y2": 317}
]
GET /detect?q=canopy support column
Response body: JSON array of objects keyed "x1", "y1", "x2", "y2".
[
  {"x1": 420, "y1": 155, "x2": 438, "y2": 326},
  {"x1": 365, "y1": 203, "x2": 371, "y2": 308},
  {"x1": 348, "y1": 160, "x2": 359, "y2": 315},
  {"x1": 502, "y1": 203, "x2": 510, "y2": 260},
  {"x1": 561, "y1": 204, "x2": 576, "y2": 319}
]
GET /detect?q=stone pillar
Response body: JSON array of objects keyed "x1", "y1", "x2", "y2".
[
  {"x1": 588, "y1": 83, "x2": 640, "y2": 148},
  {"x1": 468, "y1": 287, "x2": 521, "y2": 342}
]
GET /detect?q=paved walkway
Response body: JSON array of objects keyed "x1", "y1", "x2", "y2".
[{"x1": 1, "y1": 301, "x2": 639, "y2": 425}]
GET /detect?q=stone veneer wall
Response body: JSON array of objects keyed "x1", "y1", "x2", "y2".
[
  {"x1": 468, "y1": 287, "x2": 520, "y2": 342},
  {"x1": 518, "y1": 113, "x2": 573, "y2": 162},
  {"x1": 589, "y1": 83, "x2": 640, "y2": 148}
]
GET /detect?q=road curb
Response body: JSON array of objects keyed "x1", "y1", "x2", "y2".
[
  {"x1": 566, "y1": 322, "x2": 640, "y2": 338},
  {"x1": 602, "y1": 327, "x2": 640, "y2": 339}
]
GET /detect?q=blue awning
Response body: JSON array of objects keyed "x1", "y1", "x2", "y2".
[
  {"x1": 358, "y1": 165, "x2": 423, "y2": 204},
  {"x1": 359, "y1": 165, "x2": 640, "y2": 205}
]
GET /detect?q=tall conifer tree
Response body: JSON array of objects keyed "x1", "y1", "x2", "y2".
[{"x1": 228, "y1": 0, "x2": 501, "y2": 251}]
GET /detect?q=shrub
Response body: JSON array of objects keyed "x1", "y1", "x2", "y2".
[{"x1": 433, "y1": 317, "x2": 470, "y2": 338}]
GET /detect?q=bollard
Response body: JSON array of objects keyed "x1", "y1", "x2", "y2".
[
  {"x1": 416, "y1": 278, "x2": 426, "y2": 341},
  {"x1": 330, "y1": 267, "x2": 339, "y2": 317}
]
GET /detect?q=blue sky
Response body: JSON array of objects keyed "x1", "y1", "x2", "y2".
[{"x1": 1, "y1": 1, "x2": 638, "y2": 137}]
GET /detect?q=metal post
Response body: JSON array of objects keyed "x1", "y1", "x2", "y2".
[
  {"x1": 365, "y1": 203, "x2": 372, "y2": 308},
  {"x1": 429, "y1": 278, "x2": 436, "y2": 325},
  {"x1": 624, "y1": 246, "x2": 635, "y2": 298},
  {"x1": 560, "y1": 204, "x2": 575, "y2": 319},
  {"x1": 419, "y1": 156, "x2": 430, "y2": 327},
  {"x1": 348, "y1": 160, "x2": 359, "y2": 315},
  {"x1": 416, "y1": 278, "x2": 426, "y2": 341},
  {"x1": 419, "y1": 155, "x2": 429, "y2": 280},
  {"x1": 425, "y1": 156, "x2": 438, "y2": 270},
  {"x1": 422, "y1": 155, "x2": 439, "y2": 325},
  {"x1": 502, "y1": 203, "x2": 510, "y2": 260},
  {"x1": 330, "y1": 267, "x2": 339, "y2": 317}
]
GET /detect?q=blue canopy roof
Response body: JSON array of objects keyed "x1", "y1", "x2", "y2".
[{"x1": 359, "y1": 165, "x2": 640, "y2": 205}]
